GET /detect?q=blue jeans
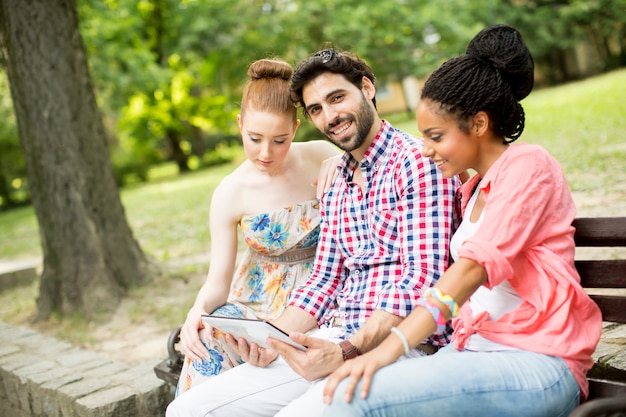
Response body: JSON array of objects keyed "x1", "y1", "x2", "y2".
[{"x1": 323, "y1": 345, "x2": 580, "y2": 417}]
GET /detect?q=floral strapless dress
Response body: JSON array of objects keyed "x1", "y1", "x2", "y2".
[{"x1": 176, "y1": 200, "x2": 320, "y2": 395}]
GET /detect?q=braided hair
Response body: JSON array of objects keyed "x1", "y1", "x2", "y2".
[{"x1": 421, "y1": 24, "x2": 534, "y2": 143}]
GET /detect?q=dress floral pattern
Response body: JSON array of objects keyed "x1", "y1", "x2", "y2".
[{"x1": 176, "y1": 199, "x2": 320, "y2": 395}]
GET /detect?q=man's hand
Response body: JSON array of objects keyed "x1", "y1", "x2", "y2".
[
  {"x1": 313, "y1": 154, "x2": 341, "y2": 199},
  {"x1": 224, "y1": 333, "x2": 278, "y2": 367},
  {"x1": 267, "y1": 332, "x2": 344, "y2": 381}
]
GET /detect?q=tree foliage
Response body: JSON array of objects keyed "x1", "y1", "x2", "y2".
[
  {"x1": 0, "y1": 0, "x2": 624, "y2": 208},
  {"x1": 0, "y1": 0, "x2": 623, "y2": 322},
  {"x1": 0, "y1": 72, "x2": 27, "y2": 208}
]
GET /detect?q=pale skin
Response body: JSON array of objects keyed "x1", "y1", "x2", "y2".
[
  {"x1": 224, "y1": 72, "x2": 406, "y2": 382},
  {"x1": 179, "y1": 108, "x2": 340, "y2": 362},
  {"x1": 322, "y1": 98, "x2": 511, "y2": 404}
]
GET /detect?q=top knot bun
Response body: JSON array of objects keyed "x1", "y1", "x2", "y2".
[
  {"x1": 248, "y1": 59, "x2": 293, "y2": 82},
  {"x1": 240, "y1": 58, "x2": 296, "y2": 120},
  {"x1": 466, "y1": 24, "x2": 534, "y2": 101}
]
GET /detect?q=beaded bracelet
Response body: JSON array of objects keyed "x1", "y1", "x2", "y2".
[
  {"x1": 390, "y1": 326, "x2": 411, "y2": 356},
  {"x1": 416, "y1": 297, "x2": 447, "y2": 334},
  {"x1": 424, "y1": 287, "x2": 459, "y2": 317}
]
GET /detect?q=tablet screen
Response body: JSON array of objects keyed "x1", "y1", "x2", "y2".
[{"x1": 201, "y1": 316, "x2": 307, "y2": 352}]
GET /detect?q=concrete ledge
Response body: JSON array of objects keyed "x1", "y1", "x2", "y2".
[
  {"x1": 0, "y1": 321, "x2": 173, "y2": 417},
  {"x1": 2, "y1": 318, "x2": 624, "y2": 417},
  {"x1": 0, "y1": 258, "x2": 39, "y2": 291},
  {"x1": 590, "y1": 322, "x2": 626, "y2": 382}
]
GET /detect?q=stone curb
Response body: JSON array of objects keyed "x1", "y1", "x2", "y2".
[
  {"x1": 0, "y1": 258, "x2": 40, "y2": 291},
  {"x1": 0, "y1": 321, "x2": 173, "y2": 417}
]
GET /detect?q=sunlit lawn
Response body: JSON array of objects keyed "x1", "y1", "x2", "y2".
[
  {"x1": 393, "y1": 68, "x2": 626, "y2": 195},
  {"x1": 0, "y1": 68, "x2": 624, "y2": 352},
  {"x1": 1, "y1": 69, "x2": 625, "y2": 265},
  {"x1": 0, "y1": 154, "x2": 245, "y2": 263}
]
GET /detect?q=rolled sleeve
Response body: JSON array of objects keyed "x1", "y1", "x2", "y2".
[{"x1": 458, "y1": 146, "x2": 568, "y2": 288}]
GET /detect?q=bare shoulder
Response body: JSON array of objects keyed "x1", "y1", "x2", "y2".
[{"x1": 211, "y1": 162, "x2": 253, "y2": 212}]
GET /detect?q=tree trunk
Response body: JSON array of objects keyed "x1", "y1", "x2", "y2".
[
  {"x1": 165, "y1": 129, "x2": 190, "y2": 173},
  {"x1": 0, "y1": 0, "x2": 156, "y2": 321},
  {"x1": 190, "y1": 124, "x2": 205, "y2": 158}
]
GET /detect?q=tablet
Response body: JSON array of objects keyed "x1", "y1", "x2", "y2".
[{"x1": 201, "y1": 316, "x2": 308, "y2": 352}]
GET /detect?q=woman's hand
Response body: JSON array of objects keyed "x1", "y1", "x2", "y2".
[
  {"x1": 179, "y1": 307, "x2": 211, "y2": 362},
  {"x1": 313, "y1": 154, "x2": 342, "y2": 199},
  {"x1": 323, "y1": 347, "x2": 396, "y2": 405},
  {"x1": 223, "y1": 334, "x2": 278, "y2": 367}
]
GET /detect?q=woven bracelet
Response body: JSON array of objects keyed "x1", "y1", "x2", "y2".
[
  {"x1": 424, "y1": 287, "x2": 459, "y2": 317},
  {"x1": 417, "y1": 297, "x2": 447, "y2": 334}
]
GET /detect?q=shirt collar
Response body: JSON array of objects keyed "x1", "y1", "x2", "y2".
[{"x1": 337, "y1": 120, "x2": 392, "y2": 179}]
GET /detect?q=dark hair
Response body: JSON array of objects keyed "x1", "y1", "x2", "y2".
[
  {"x1": 241, "y1": 59, "x2": 297, "y2": 124},
  {"x1": 290, "y1": 48, "x2": 377, "y2": 119},
  {"x1": 421, "y1": 24, "x2": 534, "y2": 143}
]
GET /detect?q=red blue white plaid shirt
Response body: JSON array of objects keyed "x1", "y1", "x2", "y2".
[{"x1": 288, "y1": 121, "x2": 458, "y2": 346}]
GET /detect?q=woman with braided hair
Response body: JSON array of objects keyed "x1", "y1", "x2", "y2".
[{"x1": 322, "y1": 24, "x2": 602, "y2": 417}]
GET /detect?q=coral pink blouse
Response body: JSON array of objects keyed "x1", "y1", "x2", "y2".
[{"x1": 452, "y1": 143, "x2": 602, "y2": 399}]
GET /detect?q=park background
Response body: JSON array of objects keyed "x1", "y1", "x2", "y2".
[{"x1": 0, "y1": 0, "x2": 625, "y2": 364}]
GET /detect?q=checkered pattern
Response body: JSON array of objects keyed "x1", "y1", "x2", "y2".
[{"x1": 288, "y1": 121, "x2": 458, "y2": 345}]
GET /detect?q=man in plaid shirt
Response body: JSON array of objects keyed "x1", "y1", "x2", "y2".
[{"x1": 167, "y1": 48, "x2": 458, "y2": 417}]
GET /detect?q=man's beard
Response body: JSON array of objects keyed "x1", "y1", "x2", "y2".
[{"x1": 324, "y1": 94, "x2": 376, "y2": 152}]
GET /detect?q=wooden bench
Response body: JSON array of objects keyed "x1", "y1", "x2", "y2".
[
  {"x1": 154, "y1": 217, "x2": 626, "y2": 415},
  {"x1": 153, "y1": 324, "x2": 183, "y2": 388},
  {"x1": 568, "y1": 217, "x2": 626, "y2": 416}
]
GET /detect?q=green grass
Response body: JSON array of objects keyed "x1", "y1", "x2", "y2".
[
  {"x1": 121, "y1": 161, "x2": 239, "y2": 263},
  {"x1": 523, "y1": 71, "x2": 626, "y2": 193},
  {"x1": 0, "y1": 154, "x2": 246, "y2": 263},
  {"x1": 0, "y1": 69, "x2": 624, "y2": 349},
  {"x1": 393, "y1": 68, "x2": 626, "y2": 195},
  {"x1": 0, "y1": 204, "x2": 41, "y2": 259},
  {"x1": 1, "y1": 69, "x2": 625, "y2": 264}
]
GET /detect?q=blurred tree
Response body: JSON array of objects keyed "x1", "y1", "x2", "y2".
[
  {"x1": 562, "y1": 0, "x2": 626, "y2": 69},
  {"x1": 0, "y1": 0, "x2": 155, "y2": 320},
  {"x1": 482, "y1": 0, "x2": 626, "y2": 83},
  {"x1": 0, "y1": 72, "x2": 27, "y2": 208},
  {"x1": 79, "y1": 0, "x2": 247, "y2": 177},
  {"x1": 2, "y1": 0, "x2": 624, "y2": 205}
]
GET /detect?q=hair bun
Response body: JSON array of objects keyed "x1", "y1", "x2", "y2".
[
  {"x1": 466, "y1": 24, "x2": 534, "y2": 101},
  {"x1": 248, "y1": 59, "x2": 293, "y2": 82}
]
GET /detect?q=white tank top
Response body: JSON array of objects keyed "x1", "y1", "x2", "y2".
[{"x1": 450, "y1": 186, "x2": 523, "y2": 351}]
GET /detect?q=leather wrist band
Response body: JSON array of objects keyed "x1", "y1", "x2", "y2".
[{"x1": 339, "y1": 340, "x2": 361, "y2": 361}]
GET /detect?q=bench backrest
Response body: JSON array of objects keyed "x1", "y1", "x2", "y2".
[
  {"x1": 572, "y1": 217, "x2": 626, "y2": 403},
  {"x1": 573, "y1": 217, "x2": 626, "y2": 324}
]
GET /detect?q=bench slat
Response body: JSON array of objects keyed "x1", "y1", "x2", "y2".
[
  {"x1": 569, "y1": 394, "x2": 626, "y2": 417},
  {"x1": 154, "y1": 360, "x2": 181, "y2": 387},
  {"x1": 588, "y1": 378, "x2": 626, "y2": 399},
  {"x1": 577, "y1": 260, "x2": 626, "y2": 288},
  {"x1": 573, "y1": 217, "x2": 626, "y2": 247},
  {"x1": 589, "y1": 295, "x2": 626, "y2": 324}
]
